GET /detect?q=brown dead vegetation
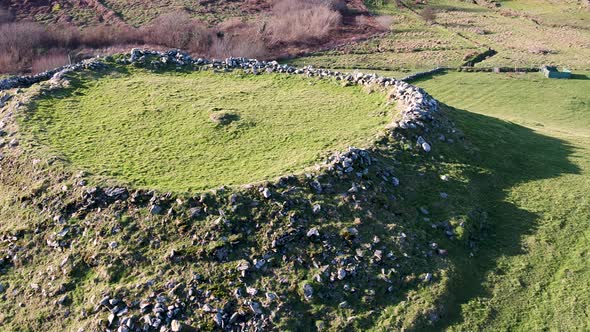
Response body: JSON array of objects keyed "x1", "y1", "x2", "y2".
[{"x1": 0, "y1": 0, "x2": 381, "y2": 74}]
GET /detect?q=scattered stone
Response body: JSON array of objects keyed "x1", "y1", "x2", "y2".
[
  {"x1": 337, "y1": 268, "x2": 347, "y2": 280},
  {"x1": 266, "y1": 292, "x2": 278, "y2": 302},
  {"x1": 392, "y1": 177, "x2": 400, "y2": 187},
  {"x1": 424, "y1": 273, "x2": 433, "y2": 282},
  {"x1": 440, "y1": 192, "x2": 448, "y2": 199},
  {"x1": 420, "y1": 207, "x2": 429, "y2": 215},
  {"x1": 246, "y1": 286, "x2": 258, "y2": 296},
  {"x1": 250, "y1": 301, "x2": 262, "y2": 315},
  {"x1": 262, "y1": 188, "x2": 272, "y2": 199},
  {"x1": 307, "y1": 228, "x2": 320, "y2": 238},
  {"x1": 58, "y1": 294, "x2": 69, "y2": 306},
  {"x1": 149, "y1": 204, "x2": 162, "y2": 215},
  {"x1": 303, "y1": 283, "x2": 313, "y2": 300},
  {"x1": 312, "y1": 204, "x2": 321, "y2": 214}
]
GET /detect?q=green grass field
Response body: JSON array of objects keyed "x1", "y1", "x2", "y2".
[
  {"x1": 410, "y1": 71, "x2": 590, "y2": 330},
  {"x1": 23, "y1": 69, "x2": 390, "y2": 192}
]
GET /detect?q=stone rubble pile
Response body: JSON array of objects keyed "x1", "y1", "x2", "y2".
[{"x1": 0, "y1": 59, "x2": 106, "y2": 91}]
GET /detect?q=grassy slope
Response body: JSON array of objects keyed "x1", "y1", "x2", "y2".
[
  {"x1": 292, "y1": 0, "x2": 590, "y2": 70},
  {"x1": 288, "y1": 2, "x2": 481, "y2": 71},
  {"x1": 412, "y1": 71, "x2": 590, "y2": 330},
  {"x1": 24, "y1": 68, "x2": 390, "y2": 192}
]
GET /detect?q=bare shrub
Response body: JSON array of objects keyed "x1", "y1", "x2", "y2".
[
  {"x1": 0, "y1": 8, "x2": 14, "y2": 24},
  {"x1": 31, "y1": 50, "x2": 70, "y2": 74},
  {"x1": 210, "y1": 33, "x2": 268, "y2": 59},
  {"x1": 0, "y1": 51, "x2": 22, "y2": 74},
  {"x1": 143, "y1": 12, "x2": 212, "y2": 52},
  {"x1": 81, "y1": 25, "x2": 140, "y2": 48},
  {"x1": 49, "y1": 24, "x2": 81, "y2": 48},
  {"x1": 0, "y1": 22, "x2": 50, "y2": 53},
  {"x1": 419, "y1": 7, "x2": 437, "y2": 23},
  {"x1": 267, "y1": 0, "x2": 342, "y2": 45},
  {"x1": 375, "y1": 15, "x2": 395, "y2": 31}
]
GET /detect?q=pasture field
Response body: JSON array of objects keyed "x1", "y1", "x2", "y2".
[{"x1": 410, "y1": 71, "x2": 590, "y2": 330}]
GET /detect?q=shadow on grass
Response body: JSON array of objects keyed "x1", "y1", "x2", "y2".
[
  {"x1": 422, "y1": 106, "x2": 580, "y2": 330},
  {"x1": 570, "y1": 74, "x2": 590, "y2": 80}
]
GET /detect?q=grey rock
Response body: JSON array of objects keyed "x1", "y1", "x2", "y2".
[
  {"x1": 58, "y1": 294, "x2": 69, "y2": 306},
  {"x1": 246, "y1": 286, "x2": 258, "y2": 296},
  {"x1": 262, "y1": 188, "x2": 272, "y2": 199},
  {"x1": 312, "y1": 204, "x2": 321, "y2": 214},
  {"x1": 214, "y1": 312, "x2": 223, "y2": 326},
  {"x1": 149, "y1": 205, "x2": 163, "y2": 215},
  {"x1": 337, "y1": 268, "x2": 347, "y2": 280},
  {"x1": 250, "y1": 301, "x2": 262, "y2": 315},
  {"x1": 306, "y1": 228, "x2": 320, "y2": 238},
  {"x1": 303, "y1": 283, "x2": 313, "y2": 300},
  {"x1": 265, "y1": 292, "x2": 277, "y2": 302}
]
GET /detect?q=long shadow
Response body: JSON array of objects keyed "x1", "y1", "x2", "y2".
[{"x1": 420, "y1": 106, "x2": 580, "y2": 330}]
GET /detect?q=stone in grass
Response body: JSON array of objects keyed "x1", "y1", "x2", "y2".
[
  {"x1": 307, "y1": 227, "x2": 320, "y2": 238},
  {"x1": 58, "y1": 294, "x2": 69, "y2": 306},
  {"x1": 149, "y1": 204, "x2": 162, "y2": 215},
  {"x1": 209, "y1": 110, "x2": 239, "y2": 126},
  {"x1": 303, "y1": 283, "x2": 313, "y2": 300},
  {"x1": 261, "y1": 188, "x2": 272, "y2": 199},
  {"x1": 171, "y1": 320, "x2": 197, "y2": 332}
]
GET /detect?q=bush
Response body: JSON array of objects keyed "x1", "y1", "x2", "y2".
[
  {"x1": 375, "y1": 15, "x2": 395, "y2": 31},
  {"x1": 49, "y1": 24, "x2": 81, "y2": 48},
  {"x1": 142, "y1": 12, "x2": 212, "y2": 53},
  {"x1": 80, "y1": 25, "x2": 140, "y2": 48},
  {"x1": 267, "y1": 0, "x2": 342, "y2": 45},
  {"x1": 0, "y1": 8, "x2": 14, "y2": 24},
  {"x1": 0, "y1": 52, "x2": 21, "y2": 74},
  {"x1": 31, "y1": 50, "x2": 70, "y2": 74}
]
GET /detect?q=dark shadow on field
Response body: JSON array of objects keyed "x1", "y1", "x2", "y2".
[
  {"x1": 414, "y1": 105, "x2": 579, "y2": 330},
  {"x1": 570, "y1": 74, "x2": 589, "y2": 80}
]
